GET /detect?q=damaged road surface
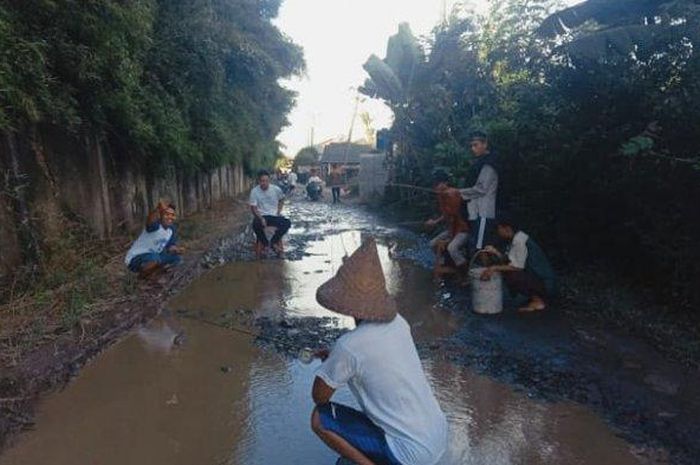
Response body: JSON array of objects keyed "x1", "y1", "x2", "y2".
[{"x1": 0, "y1": 201, "x2": 695, "y2": 465}]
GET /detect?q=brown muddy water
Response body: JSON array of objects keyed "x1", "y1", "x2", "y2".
[{"x1": 0, "y1": 230, "x2": 651, "y2": 465}]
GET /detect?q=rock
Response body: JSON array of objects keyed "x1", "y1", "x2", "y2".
[
  {"x1": 220, "y1": 366, "x2": 232, "y2": 373},
  {"x1": 644, "y1": 373, "x2": 680, "y2": 396}
]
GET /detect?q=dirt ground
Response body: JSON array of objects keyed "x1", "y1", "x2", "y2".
[{"x1": 0, "y1": 197, "x2": 252, "y2": 449}]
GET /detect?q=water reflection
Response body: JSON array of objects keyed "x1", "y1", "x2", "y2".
[{"x1": 0, "y1": 231, "x2": 651, "y2": 465}]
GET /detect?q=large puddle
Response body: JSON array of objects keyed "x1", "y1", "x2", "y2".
[{"x1": 0, "y1": 216, "x2": 649, "y2": 465}]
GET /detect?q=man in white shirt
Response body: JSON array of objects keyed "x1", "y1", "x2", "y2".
[
  {"x1": 480, "y1": 214, "x2": 557, "y2": 312},
  {"x1": 124, "y1": 201, "x2": 184, "y2": 278},
  {"x1": 288, "y1": 169, "x2": 298, "y2": 195},
  {"x1": 249, "y1": 170, "x2": 291, "y2": 256},
  {"x1": 311, "y1": 238, "x2": 448, "y2": 465}
]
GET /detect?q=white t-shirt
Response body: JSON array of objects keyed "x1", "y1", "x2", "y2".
[
  {"x1": 249, "y1": 184, "x2": 285, "y2": 217},
  {"x1": 316, "y1": 315, "x2": 448, "y2": 465},
  {"x1": 124, "y1": 223, "x2": 174, "y2": 266},
  {"x1": 288, "y1": 172, "x2": 298, "y2": 186},
  {"x1": 308, "y1": 175, "x2": 323, "y2": 185},
  {"x1": 507, "y1": 231, "x2": 530, "y2": 269}
]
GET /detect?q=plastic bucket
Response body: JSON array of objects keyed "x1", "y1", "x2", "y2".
[{"x1": 468, "y1": 251, "x2": 503, "y2": 314}]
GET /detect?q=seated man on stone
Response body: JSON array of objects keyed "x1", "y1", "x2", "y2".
[
  {"x1": 311, "y1": 238, "x2": 448, "y2": 465},
  {"x1": 249, "y1": 169, "x2": 291, "y2": 257},
  {"x1": 424, "y1": 170, "x2": 470, "y2": 277},
  {"x1": 124, "y1": 200, "x2": 183, "y2": 278},
  {"x1": 480, "y1": 214, "x2": 557, "y2": 312}
]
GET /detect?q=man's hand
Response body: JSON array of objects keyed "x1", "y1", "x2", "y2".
[
  {"x1": 314, "y1": 348, "x2": 330, "y2": 362},
  {"x1": 480, "y1": 267, "x2": 495, "y2": 281},
  {"x1": 425, "y1": 218, "x2": 436, "y2": 227},
  {"x1": 483, "y1": 245, "x2": 501, "y2": 256},
  {"x1": 168, "y1": 245, "x2": 185, "y2": 255},
  {"x1": 157, "y1": 199, "x2": 169, "y2": 212},
  {"x1": 259, "y1": 216, "x2": 267, "y2": 228}
]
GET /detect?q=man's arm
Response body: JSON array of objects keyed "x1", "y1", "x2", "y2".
[
  {"x1": 250, "y1": 205, "x2": 266, "y2": 227},
  {"x1": 460, "y1": 165, "x2": 497, "y2": 200},
  {"x1": 312, "y1": 376, "x2": 336, "y2": 405},
  {"x1": 277, "y1": 200, "x2": 284, "y2": 216},
  {"x1": 425, "y1": 214, "x2": 445, "y2": 227},
  {"x1": 146, "y1": 201, "x2": 167, "y2": 231}
]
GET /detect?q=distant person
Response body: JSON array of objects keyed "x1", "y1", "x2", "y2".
[
  {"x1": 460, "y1": 131, "x2": 499, "y2": 250},
  {"x1": 311, "y1": 238, "x2": 448, "y2": 465},
  {"x1": 328, "y1": 164, "x2": 344, "y2": 204},
  {"x1": 249, "y1": 170, "x2": 291, "y2": 257},
  {"x1": 308, "y1": 168, "x2": 324, "y2": 186},
  {"x1": 425, "y1": 170, "x2": 470, "y2": 276},
  {"x1": 481, "y1": 214, "x2": 557, "y2": 312},
  {"x1": 124, "y1": 201, "x2": 184, "y2": 278},
  {"x1": 288, "y1": 168, "x2": 298, "y2": 195},
  {"x1": 307, "y1": 168, "x2": 324, "y2": 201}
]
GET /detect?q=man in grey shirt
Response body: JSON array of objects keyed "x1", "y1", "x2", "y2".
[{"x1": 460, "y1": 131, "x2": 499, "y2": 250}]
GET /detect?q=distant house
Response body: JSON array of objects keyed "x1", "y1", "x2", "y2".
[{"x1": 319, "y1": 142, "x2": 375, "y2": 179}]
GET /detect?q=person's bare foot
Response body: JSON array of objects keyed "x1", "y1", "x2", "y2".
[
  {"x1": 518, "y1": 296, "x2": 546, "y2": 313},
  {"x1": 139, "y1": 262, "x2": 161, "y2": 280},
  {"x1": 434, "y1": 265, "x2": 457, "y2": 275},
  {"x1": 272, "y1": 242, "x2": 285, "y2": 258}
]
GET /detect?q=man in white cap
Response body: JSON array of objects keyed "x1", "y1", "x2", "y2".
[{"x1": 310, "y1": 238, "x2": 448, "y2": 465}]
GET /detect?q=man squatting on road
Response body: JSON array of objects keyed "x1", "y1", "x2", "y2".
[
  {"x1": 124, "y1": 201, "x2": 184, "y2": 278},
  {"x1": 310, "y1": 238, "x2": 448, "y2": 465}
]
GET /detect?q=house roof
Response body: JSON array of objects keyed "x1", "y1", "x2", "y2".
[{"x1": 319, "y1": 143, "x2": 374, "y2": 164}]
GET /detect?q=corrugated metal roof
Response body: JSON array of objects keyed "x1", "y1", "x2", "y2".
[{"x1": 319, "y1": 143, "x2": 374, "y2": 164}]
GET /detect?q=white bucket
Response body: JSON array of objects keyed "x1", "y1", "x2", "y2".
[{"x1": 468, "y1": 250, "x2": 503, "y2": 314}]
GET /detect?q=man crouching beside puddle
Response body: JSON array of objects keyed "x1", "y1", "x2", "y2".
[
  {"x1": 124, "y1": 200, "x2": 184, "y2": 279},
  {"x1": 310, "y1": 238, "x2": 447, "y2": 465}
]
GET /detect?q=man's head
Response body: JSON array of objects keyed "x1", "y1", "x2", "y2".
[
  {"x1": 469, "y1": 131, "x2": 489, "y2": 157},
  {"x1": 495, "y1": 213, "x2": 518, "y2": 241},
  {"x1": 160, "y1": 204, "x2": 177, "y2": 227},
  {"x1": 433, "y1": 169, "x2": 450, "y2": 190},
  {"x1": 258, "y1": 169, "x2": 271, "y2": 190}
]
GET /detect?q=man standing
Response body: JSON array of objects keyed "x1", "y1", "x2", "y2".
[
  {"x1": 460, "y1": 131, "x2": 499, "y2": 250},
  {"x1": 481, "y1": 214, "x2": 557, "y2": 312},
  {"x1": 425, "y1": 170, "x2": 470, "y2": 276},
  {"x1": 288, "y1": 168, "x2": 298, "y2": 196},
  {"x1": 249, "y1": 170, "x2": 291, "y2": 257},
  {"x1": 311, "y1": 238, "x2": 448, "y2": 465},
  {"x1": 124, "y1": 201, "x2": 183, "y2": 278},
  {"x1": 329, "y1": 163, "x2": 344, "y2": 204}
]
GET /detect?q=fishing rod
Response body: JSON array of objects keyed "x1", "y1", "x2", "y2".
[{"x1": 176, "y1": 312, "x2": 322, "y2": 364}]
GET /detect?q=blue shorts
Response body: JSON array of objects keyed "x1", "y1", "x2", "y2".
[
  {"x1": 128, "y1": 252, "x2": 181, "y2": 273},
  {"x1": 318, "y1": 403, "x2": 402, "y2": 465}
]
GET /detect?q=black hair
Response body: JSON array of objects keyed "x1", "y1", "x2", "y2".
[
  {"x1": 257, "y1": 169, "x2": 270, "y2": 179},
  {"x1": 432, "y1": 169, "x2": 450, "y2": 185},
  {"x1": 495, "y1": 212, "x2": 518, "y2": 230},
  {"x1": 470, "y1": 131, "x2": 488, "y2": 142},
  {"x1": 167, "y1": 203, "x2": 177, "y2": 211}
]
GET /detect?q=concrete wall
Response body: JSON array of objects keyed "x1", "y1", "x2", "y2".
[
  {"x1": 359, "y1": 153, "x2": 389, "y2": 202},
  {"x1": 0, "y1": 128, "x2": 250, "y2": 281}
]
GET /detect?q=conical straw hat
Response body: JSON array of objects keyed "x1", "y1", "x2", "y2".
[{"x1": 316, "y1": 237, "x2": 397, "y2": 322}]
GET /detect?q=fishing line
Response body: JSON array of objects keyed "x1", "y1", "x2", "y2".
[{"x1": 177, "y1": 313, "x2": 318, "y2": 364}]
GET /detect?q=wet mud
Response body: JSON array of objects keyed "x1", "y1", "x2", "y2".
[{"x1": 0, "y1": 200, "x2": 694, "y2": 464}]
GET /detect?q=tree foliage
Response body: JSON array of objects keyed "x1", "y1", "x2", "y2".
[
  {"x1": 0, "y1": 0, "x2": 304, "y2": 173},
  {"x1": 293, "y1": 146, "x2": 320, "y2": 166},
  {"x1": 363, "y1": 0, "x2": 700, "y2": 308}
]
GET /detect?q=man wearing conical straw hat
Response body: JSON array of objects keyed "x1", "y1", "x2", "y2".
[{"x1": 311, "y1": 238, "x2": 448, "y2": 465}]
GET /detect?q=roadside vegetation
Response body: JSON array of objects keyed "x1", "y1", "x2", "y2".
[{"x1": 363, "y1": 0, "x2": 700, "y2": 364}]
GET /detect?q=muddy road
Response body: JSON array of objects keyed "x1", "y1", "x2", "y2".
[{"x1": 0, "y1": 199, "x2": 696, "y2": 464}]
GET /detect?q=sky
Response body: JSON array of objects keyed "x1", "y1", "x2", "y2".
[
  {"x1": 274, "y1": 0, "x2": 469, "y2": 157},
  {"x1": 273, "y1": 0, "x2": 575, "y2": 158}
]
